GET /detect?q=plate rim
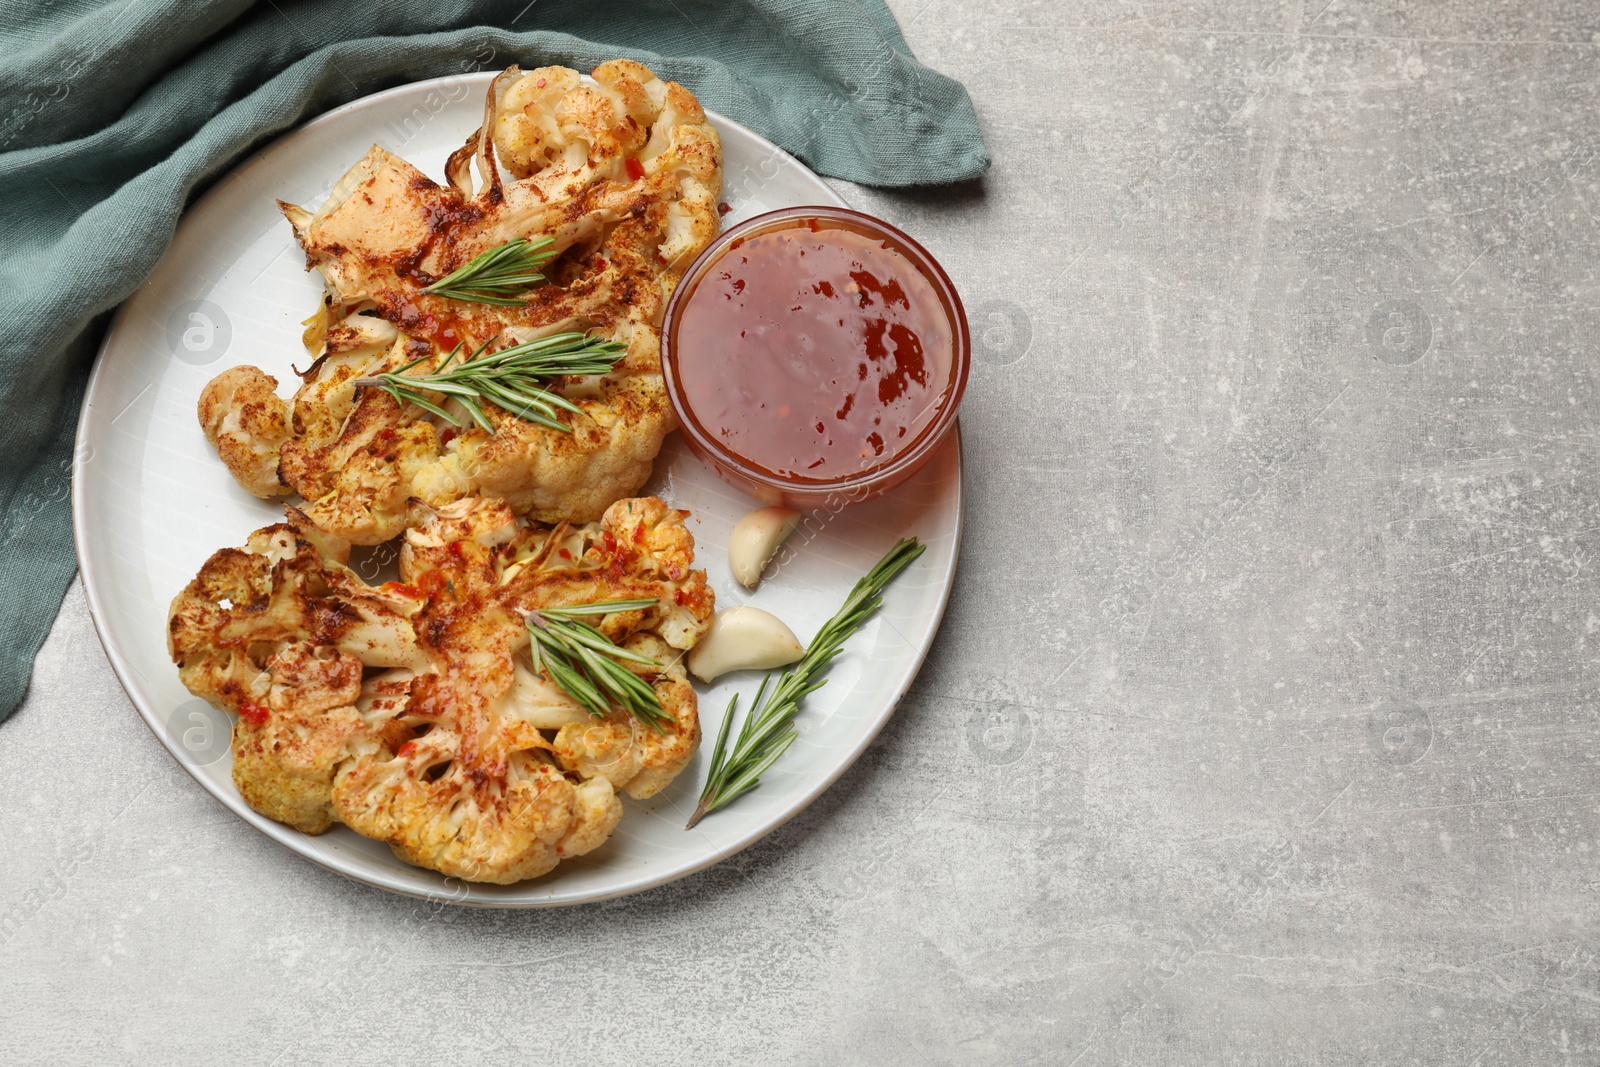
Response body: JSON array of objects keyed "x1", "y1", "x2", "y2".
[{"x1": 71, "y1": 71, "x2": 964, "y2": 907}]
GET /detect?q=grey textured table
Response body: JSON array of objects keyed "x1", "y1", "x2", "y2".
[{"x1": 6, "y1": 2, "x2": 1600, "y2": 1063}]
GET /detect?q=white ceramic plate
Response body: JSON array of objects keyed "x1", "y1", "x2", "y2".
[{"x1": 73, "y1": 72, "x2": 962, "y2": 906}]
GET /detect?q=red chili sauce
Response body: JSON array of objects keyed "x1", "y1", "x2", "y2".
[{"x1": 671, "y1": 222, "x2": 954, "y2": 482}]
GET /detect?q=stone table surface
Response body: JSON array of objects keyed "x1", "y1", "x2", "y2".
[{"x1": 6, "y1": 1, "x2": 1600, "y2": 1063}]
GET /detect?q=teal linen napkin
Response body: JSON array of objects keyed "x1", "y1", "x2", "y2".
[{"x1": 0, "y1": 0, "x2": 988, "y2": 722}]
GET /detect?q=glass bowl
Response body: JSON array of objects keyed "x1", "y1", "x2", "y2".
[{"x1": 661, "y1": 206, "x2": 970, "y2": 508}]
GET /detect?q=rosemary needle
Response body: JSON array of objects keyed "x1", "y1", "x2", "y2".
[
  {"x1": 422, "y1": 237, "x2": 558, "y2": 305},
  {"x1": 687, "y1": 537, "x2": 926, "y2": 829},
  {"x1": 526, "y1": 599, "x2": 672, "y2": 731},
  {"x1": 351, "y1": 332, "x2": 626, "y2": 434}
]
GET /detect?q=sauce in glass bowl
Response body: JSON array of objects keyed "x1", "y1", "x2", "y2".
[{"x1": 663, "y1": 207, "x2": 969, "y2": 507}]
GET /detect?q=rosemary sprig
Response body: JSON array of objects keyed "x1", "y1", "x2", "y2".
[
  {"x1": 526, "y1": 598, "x2": 672, "y2": 731},
  {"x1": 422, "y1": 237, "x2": 558, "y2": 305},
  {"x1": 686, "y1": 537, "x2": 926, "y2": 829},
  {"x1": 352, "y1": 332, "x2": 626, "y2": 433}
]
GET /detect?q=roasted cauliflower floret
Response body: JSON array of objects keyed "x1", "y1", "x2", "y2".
[
  {"x1": 234, "y1": 693, "x2": 367, "y2": 834},
  {"x1": 552, "y1": 633, "x2": 699, "y2": 799},
  {"x1": 333, "y1": 740, "x2": 624, "y2": 885},
  {"x1": 167, "y1": 496, "x2": 714, "y2": 883},
  {"x1": 232, "y1": 641, "x2": 372, "y2": 833},
  {"x1": 198, "y1": 366, "x2": 293, "y2": 498},
  {"x1": 167, "y1": 507, "x2": 426, "y2": 832},
  {"x1": 200, "y1": 62, "x2": 723, "y2": 541}
]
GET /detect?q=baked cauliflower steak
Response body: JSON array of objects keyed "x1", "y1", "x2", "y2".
[
  {"x1": 167, "y1": 495, "x2": 714, "y2": 884},
  {"x1": 195, "y1": 60, "x2": 723, "y2": 544}
]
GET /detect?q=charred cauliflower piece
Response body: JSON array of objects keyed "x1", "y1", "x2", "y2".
[
  {"x1": 290, "y1": 60, "x2": 721, "y2": 315},
  {"x1": 167, "y1": 496, "x2": 715, "y2": 883},
  {"x1": 198, "y1": 367, "x2": 293, "y2": 499},
  {"x1": 200, "y1": 61, "x2": 723, "y2": 543},
  {"x1": 166, "y1": 508, "x2": 426, "y2": 832}
]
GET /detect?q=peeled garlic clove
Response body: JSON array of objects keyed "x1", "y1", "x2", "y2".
[
  {"x1": 688, "y1": 606, "x2": 806, "y2": 683},
  {"x1": 728, "y1": 506, "x2": 802, "y2": 589}
]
